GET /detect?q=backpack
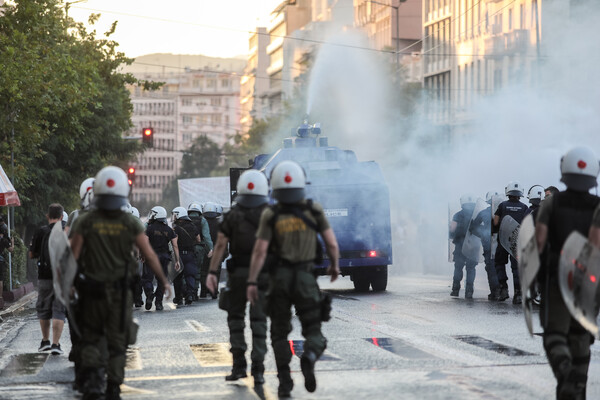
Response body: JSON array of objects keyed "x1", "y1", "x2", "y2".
[
  {"x1": 269, "y1": 199, "x2": 324, "y2": 265},
  {"x1": 38, "y1": 225, "x2": 52, "y2": 271}
]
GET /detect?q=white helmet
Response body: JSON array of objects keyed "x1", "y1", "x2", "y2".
[
  {"x1": 505, "y1": 181, "x2": 523, "y2": 197},
  {"x1": 79, "y1": 177, "x2": 95, "y2": 210},
  {"x1": 459, "y1": 194, "x2": 476, "y2": 207},
  {"x1": 270, "y1": 160, "x2": 306, "y2": 204},
  {"x1": 148, "y1": 206, "x2": 167, "y2": 223},
  {"x1": 93, "y1": 166, "x2": 130, "y2": 210},
  {"x1": 172, "y1": 206, "x2": 189, "y2": 220},
  {"x1": 62, "y1": 211, "x2": 69, "y2": 223},
  {"x1": 485, "y1": 191, "x2": 500, "y2": 203},
  {"x1": 202, "y1": 202, "x2": 222, "y2": 218},
  {"x1": 236, "y1": 170, "x2": 268, "y2": 208},
  {"x1": 130, "y1": 207, "x2": 140, "y2": 218},
  {"x1": 560, "y1": 146, "x2": 600, "y2": 191},
  {"x1": 188, "y1": 203, "x2": 202, "y2": 216},
  {"x1": 527, "y1": 185, "x2": 545, "y2": 205}
]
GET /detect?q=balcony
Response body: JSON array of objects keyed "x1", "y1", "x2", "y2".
[{"x1": 485, "y1": 29, "x2": 530, "y2": 55}]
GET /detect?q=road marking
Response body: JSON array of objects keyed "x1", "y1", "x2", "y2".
[
  {"x1": 288, "y1": 340, "x2": 340, "y2": 361},
  {"x1": 453, "y1": 335, "x2": 536, "y2": 356},
  {"x1": 185, "y1": 320, "x2": 208, "y2": 332},
  {"x1": 190, "y1": 343, "x2": 232, "y2": 367},
  {"x1": 366, "y1": 337, "x2": 438, "y2": 359},
  {"x1": 120, "y1": 383, "x2": 154, "y2": 395}
]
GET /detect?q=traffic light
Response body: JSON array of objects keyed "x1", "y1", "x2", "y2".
[
  {"x1": 127, "y1": 166, "x2": 136, "y2": 186},
  {"x1": 142, "y1": 127, "x2": 154, "y2": 147}
]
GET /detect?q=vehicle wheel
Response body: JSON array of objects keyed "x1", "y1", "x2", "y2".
[
  {"x1": 352, "y1": 271, "x2": 371, "y2": 292},
  {"x1": 370, "y1": 266, "x2": 388, "y2": 292}
]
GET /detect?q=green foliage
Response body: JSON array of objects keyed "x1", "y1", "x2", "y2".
[{"x1": 0, "y1": 0, "x2": 148, "y2": 225}]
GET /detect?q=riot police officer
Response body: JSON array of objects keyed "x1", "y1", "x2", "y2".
[
  {"x1": 535, "y1": 146, "x2": 600, "y2": 399},
  {"x1": 202, "y1": 201, "x2": 224, "y2": 299},
  {"x1": 206, "y1": 170, "x2": 271, "y2": 386},
  {"x1": 128, "y1": 206, "x2": 144, "y2": 309},
  {"x1": 65, "y1": 177, "x2": 94, "y2": 236},
  {"x1": 493, "y1": 181, "x2": 528, "y2": 303},
  {"x1": 172, "y1": 207, "x2": 201, "y2": 305},
  {"x1": 188, "y1": 202, "x2": 213, "y2": 299},
  {"x1": 449, "y1": 194, "x2": 477, "y2": 299},
  {"x1": 144, "y1": 206, "x2": 179, "y2": 311},
  {"x1": 70, "y1": 166, "x2": 171, "y2": 400},
  {"x1": 247, "y1": 160, "x2": 340, "y2": 397}
]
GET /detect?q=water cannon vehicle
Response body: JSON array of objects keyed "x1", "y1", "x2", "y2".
[{"x1": 230, "y1": 119, "x2": 392, "y2": 291}]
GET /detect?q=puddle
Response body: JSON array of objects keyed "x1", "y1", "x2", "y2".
[{"x1": 0, "y1": 353, "x2": 48, "y2": 377}]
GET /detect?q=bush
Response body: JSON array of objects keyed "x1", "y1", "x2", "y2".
[{"x1": 1, "y1": 230, "x2": 28, "y2": 288}]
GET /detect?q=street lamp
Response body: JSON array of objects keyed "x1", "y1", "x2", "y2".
[{"x1": 366, "y1": 0, "x2": 407, "y2": 66}]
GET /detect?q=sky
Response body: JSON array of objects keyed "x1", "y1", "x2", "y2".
[{"x1": 68, "y1": 0, "x2": 283, "y2": 58}]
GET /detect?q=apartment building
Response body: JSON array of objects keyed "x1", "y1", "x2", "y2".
[
  {"x1": 354, "y1": 0, "x2": 423, "y2": 77},
  {"x1": 422, "y1": 0, "x2": 545, "y2": 127},
  {"x1": 240, "y1": 28, "x2": 270, "y2": 134},
  {"x1": 127, "y1": 61, "x2": 242, "y2": 204}
]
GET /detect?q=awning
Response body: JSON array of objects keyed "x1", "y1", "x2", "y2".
[{"x1": 0, "y1": 163, "x2": 20, "y2": 207}]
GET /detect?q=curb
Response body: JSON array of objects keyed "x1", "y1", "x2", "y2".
[{"x1": 0, "y1": 291, "x2": 37, "y2": 323}]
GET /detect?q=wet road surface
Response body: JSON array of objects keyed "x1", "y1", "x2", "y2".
[{"x1": 1, "y1": 272, "x2": 599, "y2": 399}]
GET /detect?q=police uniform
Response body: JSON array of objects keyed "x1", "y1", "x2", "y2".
[
  {"x1": 144, "y1": 220, "x2": 177, "y2": 309},
  {"x1": 494, "y1": 198, "x2": 528, "y2": 301},
  {"x1": 471, "y1": 206, "x2": 500, "y2": 300},
  {"x1": 189, "y1": 214, "x2": 212, "y2": 298},
  {"x1": 450, "y1": 203, "x2": 477, "y2": 298},
  {"x1": 220, "y1": 204, "x2": 269, "y2": 381},
  {"x1": 172, "y1": 218, "x2": 200, "y2": 304},
  {"x1": 537, "y1": 191, "x2": 600, "y2": 398},
  {"x1": 71, "y1": 209, "x2": 143, "y2": 395},
  {"x1": 256, "y1": 200, "x2": 330, "y2": 391}
]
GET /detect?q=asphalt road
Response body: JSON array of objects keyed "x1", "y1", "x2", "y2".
[{"x1": 0, "y1": 272, "x2": 599, "y2": 399}]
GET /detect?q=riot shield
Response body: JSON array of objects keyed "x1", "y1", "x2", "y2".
[
  {"x1": 490, "y1": 194, "x2": 504, "y2": 259},
  {"x1": 48, "y1": 222, "x2": 80, "y2": 335},
  {"x1": 516, "y1": 214, "x2": 540, "y2": 336},
  {"x1": 499, "y1": 215, "x2": 520, "y2": 259},
  {"x1": 558, "y1": 232, "x2": 600, "y2": 338},
  {"x1": 461, "y1": 198, "x2": 487, "y2": 263},
  {"x1": 166, "y1": 241, "x2": 183, "y2": 282}
]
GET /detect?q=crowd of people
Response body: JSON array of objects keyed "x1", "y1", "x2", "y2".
[
  {"x1": 450, "y1": 146, "x2": 600, "y2": 399},
  {"x1": 27, "y1": 159, "x2": 340, "y2": 400}
]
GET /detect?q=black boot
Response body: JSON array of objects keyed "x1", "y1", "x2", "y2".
[
  {"x1": 512, "y1": 290, "x2": 522, "y2": 305},
  {"x1": 105, "y1": 381, "x2": 121, "y2": 400},
  {"x1": 498, "y1": 286, "x2": 509, "y2": 301},
  {"x1": 300, "y1": 350, "x2": 317, "y2": 393},
  {"x1": 465, "y1": 284, "x2": 474, "y2": 300},
  {"x1": 81, "y1": 367, "x2": 105, "y2": 400},
  {"x1": 225, "y1": 366, "x2": 247, "y2": 381},
  {"x1": 277, "y1": 366, "x2": 294, "y2": 398},
  {"x1": 252, "y1": 363, "x2": 265, "y2": 385},
  {"x1": 145, "y1": 292, "x2": 154, "y2": 310},
  {"x1": 488, "y1": 287, "x2": 500, "y2": 301},
  {"x1": 450, "y1": 281, "x2": 460, "y2": 297},
  {"x1": 155, "y1": 300, "x2": 163, "y2": 311}
]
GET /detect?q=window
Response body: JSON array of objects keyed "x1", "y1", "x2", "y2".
[
  {"x1": 508, "y1": 8, "x2": 513, "y2": 30},
  {"x1": 520, "y1": 4, "x2": 524, "y2": 29},
  {"x1": 221, "y1": 79, "x2": 230, "y2": 88},
  {"x1": 182, "y1": 115, "x2": 192, "y2": 124},
  {"x1": 211, "y1": 97, "x2": 222, "y2": 106},
  {"x1": 182, "y1": 98, "x2": 192, "y2": 106},
  {"x1": 207, "y1": 79, "x2": 216, "y2": 89}
]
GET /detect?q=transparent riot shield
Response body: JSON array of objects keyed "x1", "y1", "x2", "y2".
[
  {"x1": 517, "y1": 214, "x2": 540, "y2": 336},
  {"x1": 499, "y1": 215, "x2": 520, "y2": 259},
  {"x1": 559, "y1": 231, "x2": 600, "y2": 338},
  {"x1": 48, "y1": 222, "x2": 80, "y2": 335},
  {"x1": 448, "y1": 203, "x2": 460, "y2": 263},
  {"x1": 462, "y1": 198, "x2": 486, "y2": 263}
]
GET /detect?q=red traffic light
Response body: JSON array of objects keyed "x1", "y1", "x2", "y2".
[
  {"x1": 128, "y1": 167, "x2": 135, "y2": 175},
  {"x1": 142, "y1": 127, "x2": 154, "y2": 147}
]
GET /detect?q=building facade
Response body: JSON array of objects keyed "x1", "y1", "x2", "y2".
[{"x1": 240, "y1": 28, "x2": 270, "y2": 134}]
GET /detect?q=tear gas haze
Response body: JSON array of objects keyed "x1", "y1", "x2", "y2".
[{"x1": 294, "y1": 3, "x2": 600, "y2": 276}]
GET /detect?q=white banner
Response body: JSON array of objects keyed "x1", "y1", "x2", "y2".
[{"x1": 177, "y1": 177, "x2": 231, "y2": 210}]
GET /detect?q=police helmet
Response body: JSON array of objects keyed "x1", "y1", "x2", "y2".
[
  {"x1": 148, "y1": 206, "x2": 167, "y2": 223},
  {"x1": 79, "y1": 177, "x2": 95, "y2": 210},
  {"x1": 93, "y1": 166, "x2": 129, "y2": 210},
  {"x1": 172, "y1": 206, "x2": 190, "y2": 221},
  {"x1": 62, "y1": 211, "x2": 69, "y2": 223},
  {"x1": 505, "y1": 181, "x2": 524, "y2": 197},
  {"x1": 485, "y1": 191, "x2": 500, "y2": 204},
  {"x1": 270, "y1": 160, "x2": 306, "y2": 204},
  {"x1": 459, "y1": 194, "x2": 476, "y2": 207},
  {"x1": 560, "y1": 146, "x2": 600, "y2": 191},
  {"x1": 527, "y1": 185, "x2": 545, "y2": 205},
  {"x1": 202, "y1": 202, "x2": 222, "y2": 218},
  {"x1": 130, "y1": 206, "x2": 140, "y2": 219},
  {"x1": 235, "y1": 170, "x2": 268, "y2": 208}
]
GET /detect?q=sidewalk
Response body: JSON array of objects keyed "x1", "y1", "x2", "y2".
[{"x1": 0, "y1": 290, "x2": 36, "y2": 323}]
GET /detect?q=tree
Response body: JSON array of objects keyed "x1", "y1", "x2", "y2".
[{"x1": 0, "y1": 0, "x2": 153, "y2": 227}]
